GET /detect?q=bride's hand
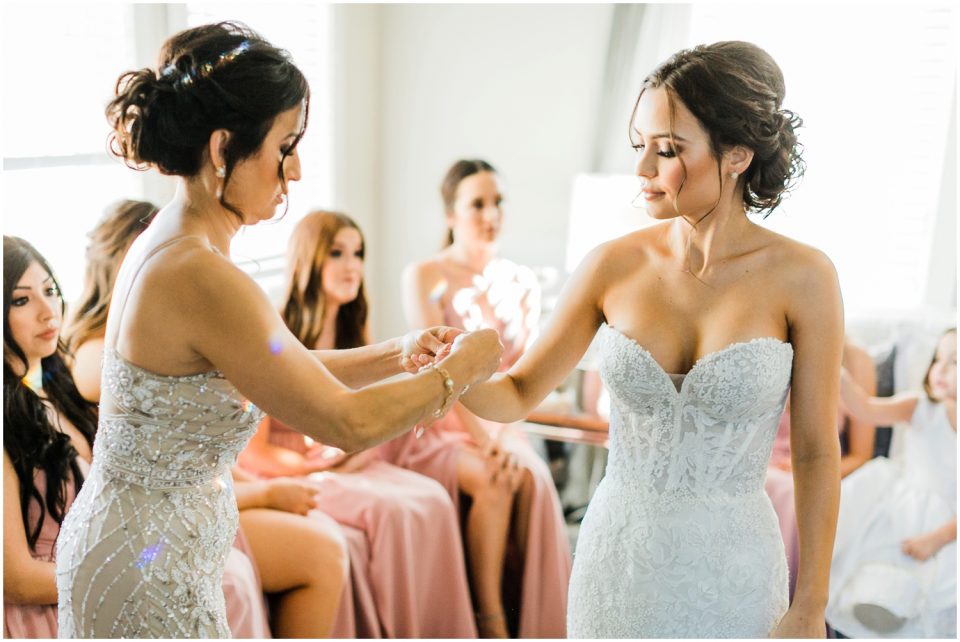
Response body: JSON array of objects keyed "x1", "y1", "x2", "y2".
[
  {"x1": 399, "y1": 326, "x2": 464, "y2": 373},
  {"x1": 769, "y1": 604, "x2": 826, "y2": 638}
]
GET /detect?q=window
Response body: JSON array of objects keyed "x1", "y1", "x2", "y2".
[
  {"x1": 2, "y1": 4, "x2": 333, "y2": 302},
  {"x1": 2, "y1": 4, "x2": 141, "y2": 301}
]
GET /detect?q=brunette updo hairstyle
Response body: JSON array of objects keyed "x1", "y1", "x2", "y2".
[
  {"x1": 632, "y1": 41, "x2": 804, "y2": 216},
  {"x1": 440, "y1": 159, "x2": 497, "y2": 246},
  {"x1": 106, "y1": 21, "x2": 309, "y2": 221}
]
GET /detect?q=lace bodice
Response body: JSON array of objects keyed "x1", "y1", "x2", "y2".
[
  {"x1": 599, "y1": 324, "x2": 793, "y2": 501},
  {"x1": 57, "y1": 349, "x2": 263, "y2": 638},
  {"x1": 567, "y1": 324, "x2": 793, "y2": 638}
]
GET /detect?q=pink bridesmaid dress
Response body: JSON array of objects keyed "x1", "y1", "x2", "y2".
[
  {"x1": 247, "y1": 420, "x2": 477, "y2": 638},
  {"x1": 378, "y1": 262, "x2": 572, "y2": 638}
]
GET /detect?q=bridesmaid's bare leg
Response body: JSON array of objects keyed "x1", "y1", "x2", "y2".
[
  {"x1": 240, "y1": 508, "x2": 348, "y2": 638},
  {"x1": 458, "y1": 447, "x2": 516, "y2": 638}
]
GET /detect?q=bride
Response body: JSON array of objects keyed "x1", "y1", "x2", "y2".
[{"x1": 460, "y1": 41, "x2": 842, "y2": 638}]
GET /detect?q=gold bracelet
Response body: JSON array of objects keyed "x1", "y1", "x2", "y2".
[{"x1": 429, "y1": 364, "x2": 456, "y2": 418}]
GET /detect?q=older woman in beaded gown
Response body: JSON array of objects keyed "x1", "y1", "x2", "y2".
[{"x1": 55, "y1": 22, "x2": 501, "y2": 638}]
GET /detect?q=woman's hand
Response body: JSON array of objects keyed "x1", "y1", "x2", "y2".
[
  {"x1": 263, "y1": 478, "x2": 320, "y2": 515},
  {"x1": 769, "y1": 604, "x2": 826, "y2": 638},
  {"x1": 399, "y1": 326, "x2": 464, "y2": 373},
  {"x1": 478, "y1": 428, "x2": 524, "y2": 490}
]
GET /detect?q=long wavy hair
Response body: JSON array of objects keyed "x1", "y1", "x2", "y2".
[
  {"x1": 3, "y1": 236, "x2": 97, "y2": 551},
  {"x1": 281, "y1": 211, "x2": 369, "y2": 349},
  {"x1": 63, "y1": 199, "x2": 159, "y2": 352}
]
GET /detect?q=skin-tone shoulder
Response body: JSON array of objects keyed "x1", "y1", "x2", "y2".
[
  {"x1": 71, "y1": 336, "x2": 105, "y2": 403},
  {"x1": 462, "y1": 86, "x2": 843, "y2": 637}
]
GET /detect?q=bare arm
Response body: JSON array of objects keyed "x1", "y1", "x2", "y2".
[
  {"x1": 460, "y1": 244, "x2": 608, "y2": 422},
  {"x1": 176, "y1": 252, "x2": 501, "y2": 453},
  {"x1": 839, "y1": 368, "x2": 918, "y2": 427},
  {"x1": 71, "y1": 337, "x2": 105, "y2": 403},
  {"x1": 775, "y1": 250, "x2": 844, "y2": 636},
  {"x1": 839, "y1": 342, "x2": 877, "y2": 478},
  {"x1": 3, "y1": 452, "x2": 57, "y2": 605}
]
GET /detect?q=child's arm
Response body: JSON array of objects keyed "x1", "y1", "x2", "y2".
[
  {"x1": 902, "y1": 518, "x2": 957, "y2": 561},
  {"x1": 839, "y1": 368, "x2": 918, "y2": 426}
]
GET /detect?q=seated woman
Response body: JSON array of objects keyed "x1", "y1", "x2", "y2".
[
  {"x1": 239, "y1": 209, "x2": 477, "y2": 638},
  {"x1": 393, "y1": 159, "x2": 571, "y2": 638},
  {"x1": 826, "y1": 328, "x2": 956, "y2": 638},
  {"x1": 3, "y1": 236, "x2": 97, "y2": 637},
  {"x1": 764, "y1": 337, "x2": 877, "y2": 597},
  {"x1": 64, "y1": 200, "x2": 347, "y2": 638}
]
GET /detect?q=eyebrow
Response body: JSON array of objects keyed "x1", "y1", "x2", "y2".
[
  {"x1": 13, "y1": 276, "x2": 53, "y2": 289},
  {"x1": 638, "y1": 132, "x2": 688, "y2": 143}
]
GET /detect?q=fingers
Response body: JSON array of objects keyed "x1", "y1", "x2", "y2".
[{"x1": 417, "y1": 329, "x2": 446, "y2": 355}]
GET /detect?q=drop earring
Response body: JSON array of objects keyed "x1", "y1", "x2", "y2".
[{"x1": 215, "y1": 166, "x2": 225, "y2": 199}]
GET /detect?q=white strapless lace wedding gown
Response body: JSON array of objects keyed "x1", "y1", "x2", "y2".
[{"x1": 567, "y1": 324, "x2": 793, "y2": 638}]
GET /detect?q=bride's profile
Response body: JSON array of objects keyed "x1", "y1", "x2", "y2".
[{"x1": 460, "y1": 40, "x2": 843, "y2": 638}]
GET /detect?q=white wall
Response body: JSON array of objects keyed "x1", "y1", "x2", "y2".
[{"x1": 332, "y1": 5, "x2": 613, "y2": 340}]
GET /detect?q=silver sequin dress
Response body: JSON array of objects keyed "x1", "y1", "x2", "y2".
[{"x1": 55, "y1": 237, "x2": 264, "y2": 638}]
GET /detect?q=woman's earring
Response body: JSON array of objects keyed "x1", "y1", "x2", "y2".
[
  {"x1": 730, "y1": 171, "x2": 739, "y2": 180},
  {"x1": 216, "y1": 166, "x2": 226, "y2": 178}
]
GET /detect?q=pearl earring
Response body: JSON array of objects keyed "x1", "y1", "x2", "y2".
[
  {"x1": 730, "y1": 171, "x2": 739, "y2": 180},
  {"x1": 216, "y1": 166, "x2": 226, "y2": 178}
]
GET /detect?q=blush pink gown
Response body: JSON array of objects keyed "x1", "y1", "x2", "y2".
[
  {"x1": 246, "y1": 420, "x2": 477, "y2": 638},
  {"x1": 378, "y1": 262, "x2": 572, "y2": 638}
]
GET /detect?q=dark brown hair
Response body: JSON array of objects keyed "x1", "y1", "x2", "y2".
[
  {"x1": 106, "y1": 21, "x2": 309, "y2": 221},
  {"x1": 923, "y1": 327, "x2": 957, "y2": 401},
  {"x1": 281, "y1": 211, "x2": 369, "y2": 350},
  {"x1": 440, "y1": 159, "x2": 497, "y2": 246},
  {"x1": 3, "y1": 236, "x2": 97, "y2": 551},
  {"x1": 631, "y1": 41, "x2": 804, "y2": 217},
  {"x1": 64, "y1": 200, "x2": 159, "y2": 352}
]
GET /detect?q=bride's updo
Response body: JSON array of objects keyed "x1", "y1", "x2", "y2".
[
  {"x1": 105, "y1": 21, "x2": 309, "y2": 216},
  {"x1": 634, "y1": 41, "x2": 805, "y2": 216}
]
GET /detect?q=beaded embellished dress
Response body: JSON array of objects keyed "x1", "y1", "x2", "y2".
[
  {"x1": 566, "y1": 325, "x2": 793, "y2": 638},
  {"x1": 56, "y1": 237, "x2": 264, "y2": 638}
]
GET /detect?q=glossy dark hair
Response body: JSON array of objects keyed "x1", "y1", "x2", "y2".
[
  {"x1": 106, "y1": 21, "x2": 309, "y2": 221},
  {"x1": 631, "y1": 41, "x2": 804, "y2": 217},
  {"x1": 3, "y1": 236, "x2": 97, "y2": 551},
  {"x1": 440, "y1": 159, "x2": 497, "y2": 246},
  {"x1": 64, "y1": 199, "x2": 159, "y2": 353},
  {"x1": 281, "y1": 211, "x2": 369, "y2": 350},
  {"x1": 923, "y1": 327, "x2": 957, "y2": 401}
]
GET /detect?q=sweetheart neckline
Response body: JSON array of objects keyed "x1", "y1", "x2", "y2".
[{"x1": 602, "y1": 324, "x2": 793, "y2": 397}]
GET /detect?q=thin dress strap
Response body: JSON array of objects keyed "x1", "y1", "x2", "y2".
[{"x1": 109, "y1": 235, "x2": 214, "y2": 350}]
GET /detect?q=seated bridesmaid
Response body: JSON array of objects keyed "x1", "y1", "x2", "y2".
[
  {"x1": 239, "y1": 210, "x2": 477, "y2": 638},
  {"x1": 64, "y1": 200, "x2": 347, "y2": 637},
  {"x1": 396, "y1": 159, "x2": 571, "y2": 638},
  {"x1": 764, "y1": 337, "x2": 876, "y2": 597},
  {"x1": 3, "y1": 236, "x2": 97, "y2": 638}
]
